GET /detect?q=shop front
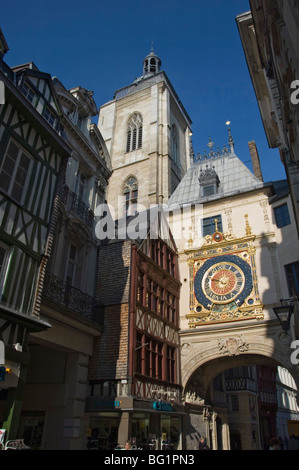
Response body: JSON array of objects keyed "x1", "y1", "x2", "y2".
[{"x1": 85, "y1": 397, "x2": 183, "y2": 450}]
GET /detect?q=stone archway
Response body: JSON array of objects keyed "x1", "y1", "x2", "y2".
[
  {"x1": 181, "y1": 320, "x2": 299, "y2": 398},
  {"x1": 180, "y1": 320, "x2": 299, "y2": 450}
]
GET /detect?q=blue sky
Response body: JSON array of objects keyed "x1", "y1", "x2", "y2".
[{"x1": 2, "y1": 0, "x2": 286, "y2": 182}]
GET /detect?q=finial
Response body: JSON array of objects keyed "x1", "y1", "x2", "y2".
[
  {"x1": 151, "y1": 40, "x2": 154, "y2": 53},
  {"x1": 207, "y1": 136, "x2": 214, "y2": 150},
  {"x1": 244, "y1": 214, "x2": 252, "y2": 235},
  {"x1": 226, "y1": 121, "x2": 234, "y2": 151},
  {"x1": 214, "y1": 218, "x2": 219, "y2": 232}
]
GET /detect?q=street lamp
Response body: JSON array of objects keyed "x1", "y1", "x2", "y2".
[{"x1": 273, "y1": 298, "x2": 295, "y2": 332}]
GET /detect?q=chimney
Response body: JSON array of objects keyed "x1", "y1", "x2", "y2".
[{"x1": 248, "y1": 141, "x2": 263, "y2": 182}]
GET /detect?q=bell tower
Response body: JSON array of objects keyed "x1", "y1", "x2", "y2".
[{"x1": 98, "y1": 49, "x2": 192, "y2": 218}]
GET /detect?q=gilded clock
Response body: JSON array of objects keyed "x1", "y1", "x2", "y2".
[{"x1": 194, "y1": 254, "x2": 253, "y2": 309}]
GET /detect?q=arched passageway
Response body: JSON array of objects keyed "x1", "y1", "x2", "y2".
[{"x1": 180, "y1": 321, "x2": 299, "y2": 450}]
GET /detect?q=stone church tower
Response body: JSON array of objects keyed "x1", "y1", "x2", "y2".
[{"x1": 97, "y1": 49, "x2": 192, "y2": 218}]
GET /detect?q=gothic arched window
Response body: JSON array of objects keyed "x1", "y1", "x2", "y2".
[
  {"x1": 171, "y1": 125, "x2": 179, "y2": 164},
  {"x1": 123, "y1": 176, "x2": 138, "y2": 215},
  {"x1": 126, "y1": 113, "x2": 143, "y2": 152}
]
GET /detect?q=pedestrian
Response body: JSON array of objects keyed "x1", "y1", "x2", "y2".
[
  {"x1": 269, "y1": 438, "x2": 280, "y2": 450},
  {"x1": 198, "y1": 436, "x2": 209, "y2": 450}
]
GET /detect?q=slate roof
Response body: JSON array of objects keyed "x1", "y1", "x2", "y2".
[{"x1": 167, "y1": 146, "x2": 265, "y2": 208}]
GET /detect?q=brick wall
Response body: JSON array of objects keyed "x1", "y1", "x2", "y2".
[
  {"x1": 96, "y1": 240, "x2": 131, "y2": 305},
  {"x1": 89, "y1": 240, "x2": 132, "y2": 380},
  {"x1": 89, "y1": 303, "x2": 130, "y2": 380}
]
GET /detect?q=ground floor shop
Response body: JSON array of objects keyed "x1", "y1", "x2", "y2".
[{"x1": 85, "y1": 398, "x2": 184, "y2": 450}]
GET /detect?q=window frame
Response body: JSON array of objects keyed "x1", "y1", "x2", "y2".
[
  {"x1": 0, "y1": 242, "x2": 12, "y2": 302},
  {"x1": 126, "y1": 113, "x2": 143, "y2": 153},
  {"x1": 0, "y1": 139, "x2": 32, "y2": 205},
  {"x1": 202, "y1": 215, "x2": 222, "y2": 237},
  {"x1": 274, "y1": 203, "x2": 291, "y2": 228},
  {"x1": 123, "y1": 176, "x2": 138, "y2": 216}
]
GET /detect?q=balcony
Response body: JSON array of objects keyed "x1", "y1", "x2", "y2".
[
  {"x1": 62, "y1": 185, "x2": 94, "y2": 228},
  {"x1": 42, "y1": 271, "x2": 102, "y2": 324},
  {"x1": 225, "y1": 377, "x2": 257, "y2": 393}
]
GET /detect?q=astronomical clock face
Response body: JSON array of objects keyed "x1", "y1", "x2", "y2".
[
  {"x1": 194, "y1": 254, "x2": 253, "y2": 310},
  {"x1": 186, "y1": 221, "x2": 264, "y2": 327}
]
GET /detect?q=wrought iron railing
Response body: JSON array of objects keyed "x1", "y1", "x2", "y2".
[
  {"x1": 42, "y1": 272, "x2": 101, "y2": 323},
  {"x1": 61, "y1": 185, "x2": 94, "y2": 228},
  {"x1": 225, "y1": 377, "x2": 257, "y2": 393}
]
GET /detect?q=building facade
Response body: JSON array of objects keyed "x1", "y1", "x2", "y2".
[
  {"x1": 86, "y1": 210, "x2": 183, "y2": 450},
  {"x1": 167, "y1": 131, "x2": 299, "y2": 450},
  {"x1": 236, "y1": 1, "x2": 299, "y2": 240},
  {"x1": 0, "y1": 34, "x2": 70, "y2": 442},
  {"x1": 98, "y1": 49, "x2": 192, "y2": 218},
  {"x1": 19, "y1": 76, "x2": 112, "y2": 449}
]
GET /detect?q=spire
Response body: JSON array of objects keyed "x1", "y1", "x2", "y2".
[{"x1": 226, "y1": 121, "x2": 235, "y2": 152}]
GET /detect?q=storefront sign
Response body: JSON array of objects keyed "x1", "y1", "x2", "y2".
[
  {"x1": 95, "y1": 400, "x2": 122, "y2": 408},
  {"x1": 153, "y1": 401, "x2": 173, "y2": 412}
]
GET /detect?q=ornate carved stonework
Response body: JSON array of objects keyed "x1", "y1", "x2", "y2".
[
  {"x1": 218, "y1": 335, "x2": 249, "y2": 356},
  {"x1": 186, "y1": 215, "x2": 263, "y2": 328}
]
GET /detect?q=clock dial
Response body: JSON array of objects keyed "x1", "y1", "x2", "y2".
[
  {"x1": 194, "y1": 254, "x2": 253, "y2": 309},
  {"x1": 202, "y1": 262, "x2": 245, "y2": 304}
]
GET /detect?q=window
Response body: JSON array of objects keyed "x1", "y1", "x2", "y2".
[
  {"x1": 43, "y1": 107, "x2": 56, "y2": 127},
  {"x1": 65, "y1": 244, "x2": 77, "y2": 287},
  {"x1": 0, "y1": 242, "x2": 10, "y2": 301},
  {"x1": 231, "y1": 395, "x2": 239, "y2": 412},
  {"x1": 285, "y1": 261, "x2": 299, "y2": 296},
  {"x1": 274, "y1": 204, "x2": 291, "y2": 228},
  {"x1": 166, "y1": 346, "x2": 175, "y2": 382},
  {"x1": 21, "y1": 82, "x2": 35, "y2": 104},
  {"x1": 202, "y1": 215, "x2": 222, "y2": 237},
  {"x1": 126, "y1": 113, "x2": 143, "y2": 152},
  {"x1": 76, "y1": 171, "x2": 87, "y2": 202},
  {"x1": 0, "y1": 140, "x2": 31, "y2": 203},
  {"x1": 123, "y1": 176, "x2": 138, "y2": 215},
  {"x1": 136, "y1": 333, "x2": 164, "y2": 380},
  {"x1": 202, "y1": 185, "x2": 215, "y2": 197},
  {"x1": 171, "y1": 125, "x2": 179, "y2": 165}
]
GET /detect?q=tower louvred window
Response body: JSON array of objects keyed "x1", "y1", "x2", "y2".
[{"x1": 126, "y1": 113, "x2": 143, "y2": 152}]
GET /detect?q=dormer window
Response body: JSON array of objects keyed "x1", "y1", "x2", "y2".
[{"x1": 199, "y1": 165, "x2": 220, "y2": 197}]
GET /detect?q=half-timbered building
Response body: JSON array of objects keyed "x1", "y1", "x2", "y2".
[
  {"x1": 16, "y1": 77, "x2": 112, "y2": 449},
  {"x1": 0, "y1": 33, "x2": 70, "y2": 442},
  {"x1": 87, "y1": 209, "x2": 183, "y2": 450}
]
